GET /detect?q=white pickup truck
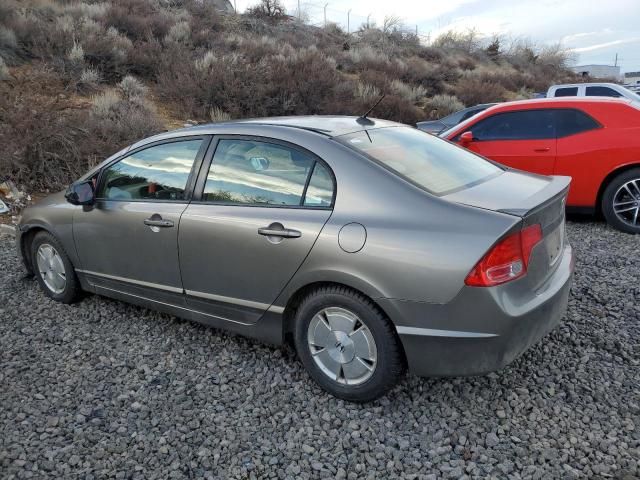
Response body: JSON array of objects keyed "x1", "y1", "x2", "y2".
[{"x1": 547, "y1": 82, "x2": 640, "y2": 102}]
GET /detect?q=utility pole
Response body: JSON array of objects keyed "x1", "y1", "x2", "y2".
[
  {"x1": 297, "y1": 0, "x2": 300, "y2": 21},
  {"x1": 324, "y1": 3, "x2": 328, "y2": 28},
  {"x1": 347, "y1": 9, "x2": 351, "y2": 34},
  {"x1": 366, "y1": 13, "x2": 371, "y2": 29},
  {"x1": 614, "y1": 53, "x2": 618, "y2": 67},
  {"x1": 233, "y1": 0, "x2": 237, "y2": 13}
]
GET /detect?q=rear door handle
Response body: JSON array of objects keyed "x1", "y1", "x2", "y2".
[
  {"x1": 534, "y1": 147, "x2": 550, "y2": 152},
  {"x1": 144, "y1": 218, "x2": 174, "y2": 228},
  {"x1": 258, "y1": 227, "x2": 301, "y2": 238}
]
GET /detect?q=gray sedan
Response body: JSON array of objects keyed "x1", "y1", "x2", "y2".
[{"x1": 17, "y1": 116, "x2": 574, "y2": 402}]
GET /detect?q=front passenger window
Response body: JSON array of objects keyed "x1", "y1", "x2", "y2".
[
  {"x1": 99, "y1": 139, "x2": 203, "y2": 201},
  {"x1": 472, "y1": 110, "x2": 556, "y2": 141},
  {"x1": 554, "y1": 87, "x2": 578, "y2": 97}
]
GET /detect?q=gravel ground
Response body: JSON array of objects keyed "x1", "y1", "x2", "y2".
[{"x1": 1, "y1": 220, "x2": 638, "y2": 480}]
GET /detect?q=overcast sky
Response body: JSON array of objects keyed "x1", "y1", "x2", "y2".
[{"x1": 234, "y1": 0, "x2": 640, "y2": 73}]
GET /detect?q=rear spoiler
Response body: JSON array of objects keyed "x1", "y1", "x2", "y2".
[{"x1": 497, "y1": 175, "x2": 571, "y2": 217}]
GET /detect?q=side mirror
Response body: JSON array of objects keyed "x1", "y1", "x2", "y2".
[
  {"x1": 459, "y1": 131, "x2": 474, "y2": 145},
  {"x1": 65, "y1": 180, "x2": 95, "y2": 206}
]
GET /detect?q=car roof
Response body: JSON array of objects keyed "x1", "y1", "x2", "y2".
[
  {"x1": 468, "y1": 103, "x2": 498, "y2": 109},
  {"x1": 170, "y1": 115, "x2": 403, "y2": 138},
  {"x1": 549, "y1": 82, "x2": 621, "y2": 89},
  {"x1": 482, "y1": 97, "x2": 632, "y2": 112}
]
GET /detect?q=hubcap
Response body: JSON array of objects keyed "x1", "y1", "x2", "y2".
[
  {"x1": 307, "y1": 307, "x2": 377, "y2": 385},
  {"x1": 36, "y1": 244, "x2": 66, "y2": 294},
  {"x1": 613, "y1": 179, "x2": 640, "y2": 227}
]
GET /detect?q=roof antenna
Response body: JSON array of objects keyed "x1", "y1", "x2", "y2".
[{"x1": 357, "y1": 93, "x2": 385, "y2": 125}]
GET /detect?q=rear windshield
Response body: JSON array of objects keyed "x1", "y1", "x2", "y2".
[{"x1": 339, "y1": 127, "x2": 502, "y2": 195}]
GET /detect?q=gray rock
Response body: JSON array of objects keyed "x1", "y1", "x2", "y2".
[{"x1": 0, "y1": 222, "x2": 637, "y2": 479}]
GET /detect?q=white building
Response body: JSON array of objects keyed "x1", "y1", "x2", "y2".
[{"x1": 571, "y1": 64, "x2": 622, "y2": 80}]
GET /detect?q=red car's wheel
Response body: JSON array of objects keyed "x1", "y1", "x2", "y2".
[{"x1": 602, "y1": 168, "x2": 640, "y2": 234}]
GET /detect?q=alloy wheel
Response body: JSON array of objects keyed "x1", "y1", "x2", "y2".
[
  {"x1": 36, "y1": 243, "x2": 67, "y2": 294},
  {"x1": 613, "y1": 179, "x2": 640, "y2": 227},
  {"x1": 307, "y1": 307, "x2": 377, "y2": 385}
]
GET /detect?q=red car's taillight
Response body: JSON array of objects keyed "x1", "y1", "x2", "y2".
[{"x1": 465, "y1": 224, "x2": 543, "y2": 287}]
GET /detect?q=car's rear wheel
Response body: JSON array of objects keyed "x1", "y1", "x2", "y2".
[
  {"x1": 31, "y1": 231, "x2": 81, "y2": 303},
  {"x1": 602, "y1": 168, "x2": 640, "y2": 234},
  {"x1": 293, "y1": 286, "x2": 405, "y2": 402}
]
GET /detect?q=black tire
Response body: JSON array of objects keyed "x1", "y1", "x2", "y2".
[
  {"x1": 30, "y1": 231, "x2": 82, "y2": 303},
  {"x1": 601, "y1": 168, "x2": 640, "y2": 234},
  {"x1": 293, "y1": 286, "x2": 405, "y2": 402}
]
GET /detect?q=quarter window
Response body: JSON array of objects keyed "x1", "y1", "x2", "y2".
[
  {"x1": 554, "y1": 87, "x2": 578, "y2": 97},
  {"x1": 471, "y1": 110, "x2": 556, "y2": 141},
  {"x1": 203, "y1": 139, "x2": 332, "y2": 207},
  {"x1": 304, "y1": 163, "x2": 334, "y2": 207},
  {"x1": 585, "y1": 86, "x2": 622, "y2": 97},
  {"x1": 555, "y1": 109, "x2": 600, "y2": 137},
  {"x1": 98, "y1": 139, "x2": 203, "y2": 201}
]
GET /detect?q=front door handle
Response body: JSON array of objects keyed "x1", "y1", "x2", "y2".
[
  {"x1": 144, "y1": 218, "x2": 174, "y2": 228},
  {"x1": 534, "y1": 147, "x2": 550, "y2": 152},
  {"x1": 258, "y1": 226, "x2": 301, "y2": 238}
]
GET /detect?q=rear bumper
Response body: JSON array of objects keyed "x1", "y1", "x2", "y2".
[{"x1": 380, "y1": 244, "x2": 574, "y2": 377}]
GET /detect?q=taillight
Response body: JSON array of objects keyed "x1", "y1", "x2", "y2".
[{"x1": 465, "y1": 224, "x2": 543, "y2": 287}]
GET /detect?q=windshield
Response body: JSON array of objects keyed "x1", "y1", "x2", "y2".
[{"x1": 339, "y1": 127, "x2": 503, "y2": 195}]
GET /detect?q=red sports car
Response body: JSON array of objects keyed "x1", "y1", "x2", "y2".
[{"x1": 442, "y1": 98, "x2": 640, "y2": 233}]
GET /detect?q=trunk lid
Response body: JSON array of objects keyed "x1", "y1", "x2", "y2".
[{"x1": 444, "y1": 170, "x2": 570, "y2": 289}]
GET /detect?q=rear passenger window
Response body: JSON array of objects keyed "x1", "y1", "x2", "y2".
[
  {"x1": 555, "y1": 109, "x2": 600, "y2": 137},
  {"x1": 203, "y1": 139, "x2": 334, "y2": 207},
  {"x1": 554, "y1": 87, "x2": 578, "y2": 97},
  {"x1": 471, "y1": 110, "x2": 556, "y2": 141},
  {"x1": 586, "y1": 86, "x2": 622, "y2": 97},
  {"x1": 304, "y1": 163, "x2": 334, "y2": 207}
]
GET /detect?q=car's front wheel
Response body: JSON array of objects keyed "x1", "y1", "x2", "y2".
[
  {"x1": 293, "y1": 286, "x2": 405, "y2": 402},
  {"x1": 31, "y1": 231, "x2": 82, "y2": 303},
  {"x1": 602, "y1": 168, "x2": 640, "y2": 234}
]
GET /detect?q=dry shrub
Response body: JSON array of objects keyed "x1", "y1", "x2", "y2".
[
  {"x1": 104, "y1": 0, "x2": 172, "y2": 41},
  {"x1": 77, "y1": 67, "x2": 101, "y2": 93},
  {"x1": 390, "y1": 79, "x2": 427, "y2": 104},
  {"x1": 246, "y1": 0, "x2": 287, "y2": 20},
  {"x1": 5, "y1": 8, "x2": 71, "y2": 61},
  {"x1": 0, "y1": 66, "x2": 93, "y2": 189},
  {"x1": 0, "y1": 25, "x2": 18, "y2": 62},
  {"x1": 124, "y1": 37, "x2": 162, "y2": 79},
  {"x1": 453, "y1": 75, "x2": 508, "y2": 105},
  {"x1": 158, "y1": 47, "x2": 341, "y2": 119},
  {"x1": 0, "y1": 56, "x2": 8, "y2": 80},
  {"x1": 0, "y1": 65, "x2": 162, "y2": 191},
  {"x1": 79, "y1": 27, "x2": 132, "y2": 81},
  {"x1": 425, "y1": 95, "x2": 465, "y2": 118},
  {"x1": 164, "y1": 20, "x2": 191, "y2": 44},
  {"x1": 118, "y1": 74, "x2": 146, "y2": 101},
  {"x1": 261, "y1": 48, "x2": 340, "y2": 116},
  {"x1": 90, "y1": 83, "x2": 161, "y2": 145},
  {"x1": 365, "y1": 94, "x2": 422, "y2": 125},
  {"x1": 354, "y1": 82, "x2": 381, "y2": 103},
  {"x1": 209, "y1": 106, "x2": 231, "y2": 122},
  {"x1": 401, "y1": 57, "x2": 459, "y2": 95}
]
